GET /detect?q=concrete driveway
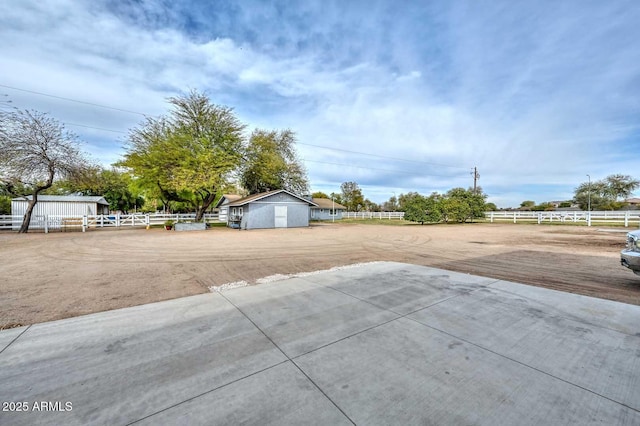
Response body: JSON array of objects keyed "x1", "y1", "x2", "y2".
[{"x1": 1, "y1": 262, "x2": 639, "y2": 425}]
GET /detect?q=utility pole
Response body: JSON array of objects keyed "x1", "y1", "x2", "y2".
[{"x1": 471, "y1": 167, "x2": 480, "y2": 194}]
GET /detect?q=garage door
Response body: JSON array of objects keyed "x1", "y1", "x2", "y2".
[{"x1": 275, "y1": 205, "x2": 287, "y2": 228}]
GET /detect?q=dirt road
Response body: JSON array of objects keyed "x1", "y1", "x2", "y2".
[{"x1": 1, "y1": 223, "x2": 638, "y2": 328}]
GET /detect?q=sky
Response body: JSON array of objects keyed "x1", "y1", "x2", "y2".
[{"x1": 1, "y1": 0, "x2": 639, "y2": 208}]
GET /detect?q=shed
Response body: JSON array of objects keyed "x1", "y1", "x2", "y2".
[
  {"x1": 226, "y1": 190, "x2": 317, "y2": 230},
  {"x1": 11, "y1": 195, "x2": 110, "y2": 229},
  {"x1": 310, "y1": 198, "x2": 347, "y2": 220}
]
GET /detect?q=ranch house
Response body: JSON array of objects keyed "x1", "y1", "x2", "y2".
[{"x1": 310, "y1": 198, "x2": 347, "y2": 220}]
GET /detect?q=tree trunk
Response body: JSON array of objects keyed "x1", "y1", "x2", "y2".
[
  {"x1": 19, "y1": 169, "x2": 54, "y2": 233},
  {"x1": 19, "y1": 196, "x2": 38, "y2": 233},
  {"x1": 195, "y1": 192, "x2": 218, "y2": 222}
]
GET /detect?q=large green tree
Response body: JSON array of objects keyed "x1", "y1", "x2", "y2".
[
  {"x1": 403, "y1": 193, "x2": 442, "y2": 224},
  {"x1": 574, "y1": 174, "x2": 639, "y2": 210},
  {"x1": 240, "y1": 129, "x2": 309, "y2": 195},
  {"x1": 53, "y1": 166, "x2": 144, "y2": 213},
  {"x1": 311, "y1": 191, "x2": 329, "y2": 199},
  {"x1": 0, "y1": 109, "x2": 88, "y2": 232},
  {"x1": 340, "y1": 181, "x2": 365, "y2": 211},
  {"x1": 121, "y1": 90, "x2": 245, "y2": 220}
]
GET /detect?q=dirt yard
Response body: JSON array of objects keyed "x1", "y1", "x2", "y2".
[{"x1": 1, "y1": 223, "x2": 639, "y2": 328}]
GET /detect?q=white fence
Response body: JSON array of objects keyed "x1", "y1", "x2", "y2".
[
  {"x1": 343, "y1": 211, "x2": 406, "y2": 220},
  {"x1": 343, "y1": 210, "x2": 640, "y2": 227},
  {"x1": 0, "y1": 213, "x2": 220, "y2": 233},
  {"x1": 486, "y1": 211, "x2": 640, "y2": 227}
]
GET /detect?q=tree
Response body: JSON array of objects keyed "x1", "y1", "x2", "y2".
[
  {"x1": 311, "y1": 191, "x2": 329, "y2": 199},
  {"x1": 0, "y1": 195, "x2": 9, "y2": 215},
  {"x1": 446, "y1": 187, "x2": 487, "y2": 222},
  {"x1": 381, "y1": 195, "x2": 399, "y2": 212},
  {"x1": 362, "y1": 198, "x2": 380, "y2": 212},
  {"x1": 55, "y1": 166, "x2": 144, "y2": 213},
  {"x1": 403, "y1": 193, "x2": 442, "y2": 224},
  {"x1": 240, "y1": 129, "x2": 309, "y2": 195},
  {"x1": 0, "y1": 110, "x2": 88, "y2": 232},
  {"x1": 440, "y1": 197, "x2": 471, "y2": 223},
  {"x1": 330, "y1": 192, "x2": 343, "y2": 205},
  {"x1": 604, "y1": 174, "x2": 639, "y2": 201},
  {"x1": 340, "y1": 181, "x2": 365, "y2": 211},
  {"x1": 121, "y1": 90, "x2": 245, "y2": 221},
  {"x1": 485, "y1": 202, "x2": 498, "y2": 211},
  {"x1": 574, "y1": 174, "x2": 639, "y2": 210},
  {"x1": 520, "y1": 200, "x2": 535, "y2": 209},
  {"x1": 397, "y1": 192, "x2": 423, "y2": 211}
]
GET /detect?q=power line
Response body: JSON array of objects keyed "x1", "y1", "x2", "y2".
[
  {"x1": 0, "y1": 84, "x2": 148, "y2": 116},
  {"x1": 296, "y1": 141, "x2": 469, "y2": 170},
  {"x1": 301, "y1": 158, "x2": 464, "y2": 178},
  {"x1": 64, "y1": 122, "x2": 128, "y2": 134},
  {"x1": 2, "y1": 83, "x2": 475, "y2": 172}
]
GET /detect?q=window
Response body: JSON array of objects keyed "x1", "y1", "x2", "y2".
[
  {"x1": 231, "y1": 207, "x2": 236, "y2": 216},
  {"x1": 238, "y1": 207, "x2": 243, "y2": 217}
]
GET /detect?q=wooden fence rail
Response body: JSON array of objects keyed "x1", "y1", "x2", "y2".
[{"x1": 0, "y1": 213, "x2": 220, "y2": 233}]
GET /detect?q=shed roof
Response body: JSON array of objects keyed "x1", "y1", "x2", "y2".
[
  {"x1": 215, "y1": 194, "x2": 243, "y2": 208},
  {"x1": 228, "y1": 189, "x2": 318, "y2": 207},
  {"x1": 311, "y1": 198, "x2": 347, "y2": 210},
  {"x1": 12, "y1": 195, "x2": 109, "y2": 205}
]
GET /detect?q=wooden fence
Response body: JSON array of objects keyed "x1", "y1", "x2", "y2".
[{"x1": 0, "y1": 213, "x2": 220, "y2": 233}]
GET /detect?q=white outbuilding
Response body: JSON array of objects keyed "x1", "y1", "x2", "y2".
[{"x1": 11, "y1": 195, "x2": 110, "y2": 229}]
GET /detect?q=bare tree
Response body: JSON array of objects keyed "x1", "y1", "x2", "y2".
[{"x1": 0, "y1": 110, "x2": 88, "y2": 233}]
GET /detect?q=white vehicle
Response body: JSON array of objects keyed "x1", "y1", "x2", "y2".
[{"x1": 621, "y1": 230, "x2": 640, "y2": 276}]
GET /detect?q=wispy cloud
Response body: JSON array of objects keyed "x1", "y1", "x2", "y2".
[{"x1": 1, "y1": 0, "x2": 638, "y2": 206}]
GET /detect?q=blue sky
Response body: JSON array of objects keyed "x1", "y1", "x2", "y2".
[{"x1": 1, "y1": 0, "x2": 639, "y2": 207}]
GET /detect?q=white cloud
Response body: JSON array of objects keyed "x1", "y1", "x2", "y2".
[{"x1": 1, "y1": 0, "x2": 639, "y2": 208}]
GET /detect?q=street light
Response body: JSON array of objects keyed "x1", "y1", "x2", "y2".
[
  {"x1": 587, "y1": 174, "x2": 591, "y2": 212},
  {"x1": 587, "y1": 174, "x2": 591, "y2": 227},
  {"x1": 332, "y1": 195, "x2": 335, "y2": 223}
]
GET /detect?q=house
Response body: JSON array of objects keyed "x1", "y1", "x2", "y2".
[
  {"x1": 11, "y1": 195, "x2": 110, "y2": 230},
  {"x1": 310, "y1": 198, "x2": 347, "y2": 220},
  {"x1": 223, "y1": 189, "x2": 318, "y2": 230},
  {"x1": 215, "y1": 194, "x2": 243, "y2": 223}
]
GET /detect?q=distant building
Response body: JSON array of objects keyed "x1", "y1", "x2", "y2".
[
  {"x1": 624, "y1": 198, "x2": 640, "y2": 210},
  {"x1": 11, "y1": 195, "x2": 110, "y2": 230},
  {"x1": 310, "y1": 198, "x2": 347, "y2": 220}
]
